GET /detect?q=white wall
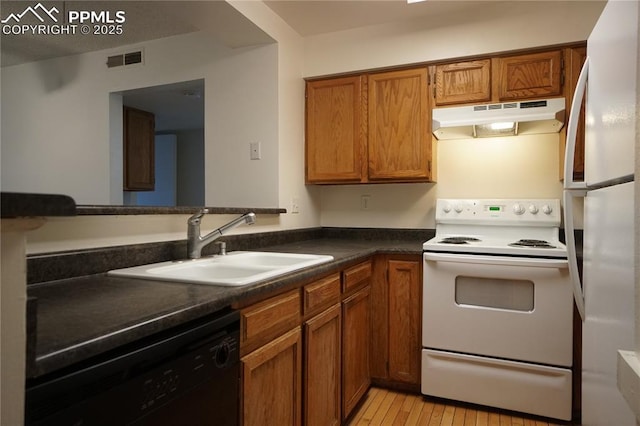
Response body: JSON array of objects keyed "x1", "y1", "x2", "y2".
[
  {"x1": 303, "y1": 1, "x2": 605, "y2": 77},
  {"x1": 21, "y1": 0, "x2": 604, "y2": 253},
  {"x1": 25, "y1": 0, "x2": 319, "y2": 255},
  {"x1": 320, "y1": 134, "x2": 564, "y2": 228},
  {"x1": 1, "y1": 31, "x2": 279, "y2": 208}
]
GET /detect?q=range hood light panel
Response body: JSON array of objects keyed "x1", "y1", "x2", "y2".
[
  {"x1": 490, "y1": 122, "x2": 516, "y2": 130},
  {"x1": 432, "y1": 98, "x2": 566, "y2": 140},
  {"x1": 473, "y1": 122, "x2": 519, "y2": 138}
]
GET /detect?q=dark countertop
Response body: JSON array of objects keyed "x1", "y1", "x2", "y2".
[
  {"x1": 0, "y1": 191, "x2": 285, "y2": 217},
  {"x1": 1, "y1": 192, "x2": 76, "y2": 218},
  {"x1": 27, "y1": 237, "x2": 424, "y2": 378},
  {"x1": 76, "y1": 205, "x2": 286, "y2": 215}
]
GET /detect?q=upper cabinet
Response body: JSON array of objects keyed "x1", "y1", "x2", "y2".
[
  {"x1": 368, "y1": 68, "x2": 432, "y2": 181},
  {"x1": 433, "y1": 49, "x2": 565, "y2": 107},
  {"x1": 305, "y1": 67, "x2": 434, "y2": 184},
  {"x1": 434, "y1": 59, "x2": 491, "y2": 106},
  {"x1": 123, "y1": 106, "x2": 155, "y2": 191},
  {"x1": 306, "y1": 44, "x2": 585, "y2": 186},
  {"x1": 305, "y1": 76, "x2": 366, "y2": 183},
  {"x1": 495, "y1": 50, "x2": 563, "y2": 101}
]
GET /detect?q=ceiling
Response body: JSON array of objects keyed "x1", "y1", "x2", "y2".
[
  {"x1": 263, "y1": 0, "x2": 510, "y2": 36},
  {"x1": 2, "y1": 0, "x2": 603, "y2": 132},
  {"x1": 0, "y1": 1, "x2": 274, "y2": 67},
  {"x1": 2, "y1": 0, "x2": 581, "y2": 67}
]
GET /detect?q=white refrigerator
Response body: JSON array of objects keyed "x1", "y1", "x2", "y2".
[{"x1": 563, "y1": 1, "x2": 638, "y2": 425}]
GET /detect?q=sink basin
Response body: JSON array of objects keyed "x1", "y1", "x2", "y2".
[{"x1": 108, "y1": 251, "x2": 334, "y2": 286}]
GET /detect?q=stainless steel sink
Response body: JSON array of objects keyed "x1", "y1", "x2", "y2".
[{"x1": 108, "y1": 251, "x2": 334, "y2": 286}]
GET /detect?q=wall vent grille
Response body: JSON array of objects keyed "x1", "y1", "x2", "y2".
[{"x1": 107, "y1": 50, "x2": 143, "y2": 68}]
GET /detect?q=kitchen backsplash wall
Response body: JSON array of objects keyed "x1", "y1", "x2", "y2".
[{"x1": 320, "y1": 133, "x2": 568, "y2": 229}]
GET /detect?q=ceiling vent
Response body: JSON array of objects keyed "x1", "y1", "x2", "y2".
[{"x1": 107, "y1": 50, "x2": 143, "y2": 69}]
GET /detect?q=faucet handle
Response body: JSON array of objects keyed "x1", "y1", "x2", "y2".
[
  {"x1": 188, "y1": 208, "x2": 209, "y2": 225},
  {"x1": 216, "y1": 241, "x2": 227, "y2": 255}
]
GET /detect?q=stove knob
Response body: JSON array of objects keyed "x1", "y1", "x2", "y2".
[
  {"x1": 454, "y1": 204, "x2": 463, "y2": 213},
  {"x1": 513, "y1": 203, "x2": 525, "y2": 215},
  {"x1": 442, "y1": 204, "x2": 452, "y2": 213},
  {"x1": 542, "y1": 204, "x2": 553, "y2": 215},
  {"x1": 529, "y1": 204, "x2": 539, "y2": 214}
]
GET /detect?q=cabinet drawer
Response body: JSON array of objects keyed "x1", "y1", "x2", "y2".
[
  {"x1": 303, "y1": 273, "x2": 341, "y2": 316},
  {"x1": 241, "y1": 289, "x2": 301, "y2": 353},
  {"x1": 342, "y1": 261, "x2": 372, "y2": 293}
]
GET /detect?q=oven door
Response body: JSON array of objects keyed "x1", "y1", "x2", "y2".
[{"x1": 423, "y1": 252, "x2": 573, "y2": 367}]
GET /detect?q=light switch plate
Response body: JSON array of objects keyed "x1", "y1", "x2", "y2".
[{"x1": 250, "y1": 142, "x2": 261, "y2": 160}]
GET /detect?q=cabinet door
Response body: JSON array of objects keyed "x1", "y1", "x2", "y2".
[
  {"x1": 305, "y1": 76, "x2": 366, "y2": 183},
  {"x1": 342, "y1": 285, "x2": 371, "y2": 420},
  {"x1": 388, "y1": 259, "x2": 421, "y2": 385},
  {"x1": 123, "y1": 106, "x2": 155, "y2": 191},
  {"x1": 434, "y1": 59, "x2": 491, "y2": 106},
  {"x1": 561, "y1": 46, "x2": 586, "y2": 181},
  {"x1": 242, "y1": 327, "x2": 302, "y2": 426},
  {"x1": 368, "y1": 68, "x2": 431, "y2": 181},
  {"x1": 304, "y1": 304, "x2": 341, "y2": 426},
  {"x1": 496, "y1": 50, "x2": 563, "y2": 101}
]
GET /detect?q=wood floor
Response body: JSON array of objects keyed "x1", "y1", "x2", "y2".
[{"x1": 347, "y1": 387, "x2": 566, "y2": 426}]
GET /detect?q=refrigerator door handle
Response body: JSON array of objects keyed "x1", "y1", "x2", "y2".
[
  {"x1": 563, "y1": 189, "x2": 586, "y2": 320},
  {"x1": 564, "y1": 56, "x2": 589, "y2": 190}
]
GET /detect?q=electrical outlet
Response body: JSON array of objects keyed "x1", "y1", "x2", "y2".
[
  {"x1": 250, "y1": 142, "x2": 261, "y2": 160},
  {"x1": 361, "y1": 195, "x2": 371, "y2": 210},
  {"x1": 291, "y1": 197, "x2": 300, "y2": 214}
]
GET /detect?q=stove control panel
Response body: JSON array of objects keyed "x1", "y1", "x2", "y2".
[{"x1": 436, "y1": 199, "x2": 561, "y2": 225}]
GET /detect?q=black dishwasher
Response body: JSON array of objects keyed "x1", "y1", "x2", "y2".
[{"x1": 26, "y1": 309, "x2": 240, "y2": 426}]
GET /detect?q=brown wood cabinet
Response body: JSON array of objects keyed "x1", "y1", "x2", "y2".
[
  {"x1": 304, "y1": 303, "x2": 342, "y2": 426},
  {"x1": 241, "y1": 326, "x2": 302, "y2": 426},
  {"x1": 367, "y1": 68, "x2": 432, "y2": 181},
  {"x1": 305, "y1": 68, "x2": 434, "y2": 184},
  {"x1": 495, "y1": 50, "x2": 563, "y2": 101},
  {"x1": 433, "y1": 49, "x2": 565, "y2": 107},
  {"x1": 560, "y1": 46, "x2": 587, "y2": 181},
  {"x1": 305, "y1": 76, "x2": 366, "y2": 183},
  {"x1": 371, "y1": 255, "x2": 422, "y2": 391},
  {"x1": 239, "y1": 263, "x2": 373, "y2": 426},
  {"x1": 434, "y1": 59, "x2": 491, "y2": 106},
  {"x1": 123, "y1": 106, "x2": 155, "y2": 191},
  {"x1": 342, "y1": 285, "x2": 371, "y2": 421}
]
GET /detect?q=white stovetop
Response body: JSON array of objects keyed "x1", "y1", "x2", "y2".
[{"x1": 423, "y1": 199, "x2": 568, "y2": 258}]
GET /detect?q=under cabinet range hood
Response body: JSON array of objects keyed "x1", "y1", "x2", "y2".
[{"x1": 432, "y1": 98, "x2": 566, "y2": 140}]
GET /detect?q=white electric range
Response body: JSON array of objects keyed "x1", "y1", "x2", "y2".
[{"x1": 421, "y1": 199, "x2": 573, "y2": 421}]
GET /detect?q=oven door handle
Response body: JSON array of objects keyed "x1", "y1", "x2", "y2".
[{"x1": 423, "y1": 252, "x2": 568, "y2": 269}]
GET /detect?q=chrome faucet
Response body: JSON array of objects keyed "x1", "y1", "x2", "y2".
[{"x1": 187, "y1": 209, "x2": 256, "y2": 259}]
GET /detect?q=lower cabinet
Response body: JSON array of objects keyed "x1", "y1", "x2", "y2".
[
  {"x1": 371, "y1": 255, "x2": 422, "y2": 390},
  {"x1": 241, "y1": 326, "x2": 302, "y2": 426},
  {"x1": 342, "y1": 285, "x2": 371, "y2": 420},
  {"x1": 304, "y1": 304, "x2": 342, "y2": 426},
  {"x1": 239, "y1": 260, "x2": 373, "y2": 426}
]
